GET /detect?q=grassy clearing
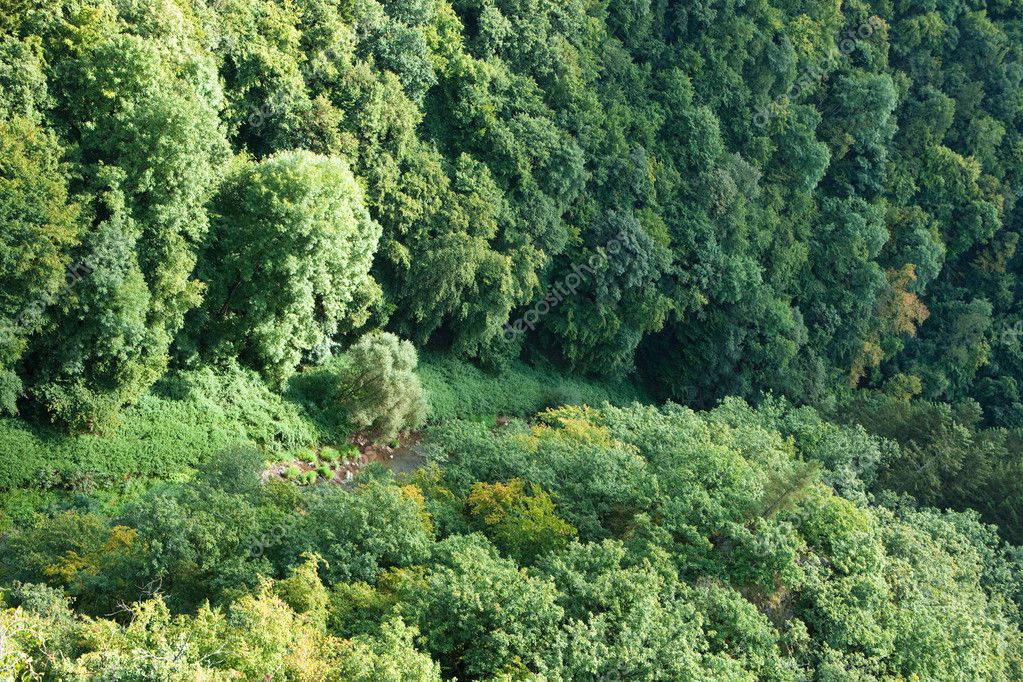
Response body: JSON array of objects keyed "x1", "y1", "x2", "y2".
[
  {"x1": 418, "y1": 353, "x2": 650, "y2": 422},
  {"x1": 0, "y1": 355, "x2": 645, "y2": 525}
]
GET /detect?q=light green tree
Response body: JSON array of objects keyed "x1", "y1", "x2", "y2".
[
  {"x1": 337, "y1": 331, "x2": 427, "y2": 438},
  {"x1": 197, "y1": 151, "x2": 381, "y2": 385}
]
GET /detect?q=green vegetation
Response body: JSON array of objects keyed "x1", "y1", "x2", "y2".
[
  {"x1": 337, "y1": 331, "x2": 428, "y2": 439},
  {"x1": 190, "y1": 151, "x2": 381, "y2": 386},
  {"x1": 3, "y1": 404, "x2": 1023, "y2": 679},
  {"x1": 2, "y1": 0, "x2": 1023, "y2": 677},
  {"x1": 417, "y1": 352, "x2": 649, "y2": 421},
  {"x1": 7, "y1": 0, "x2": 1022, "y2": 427},
  {"x1": 0, "y1": 364, "x2": 314, "y2": 515}
]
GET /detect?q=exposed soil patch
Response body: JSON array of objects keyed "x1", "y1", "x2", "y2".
[
  {"x1": 262, "y1": 431, "x2": 425, "y2": 486},
  {"x1": 352, "y1": 432, "x2": 427, "y2": 476}
]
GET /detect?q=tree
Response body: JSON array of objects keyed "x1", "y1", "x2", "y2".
[
  {"x1": 337, "y1": 331, "x2": 427, "y2": 438},
  {"x1": 24, "y1": 1, "x2": 228, "y2": 430},
  {"x1": 195, "y1": 151, "x2": 382, "y2": 385},
  {"x1": 214, "y1": 0, "x2": 328, "y2": 157},
  {"x1": 801, "y1": 196, "x2": 889, "y2": 382},
  {"x1": 0, "y1": 116, "x2": 79, "y2": 414},
  {"x1": 283, "y1": 481, "x2": 434, "y2": 585},
  {"x1": 541, "y1": 210, "x2": 673, "y2": 375},
  {"x1": 331, "y1": 618, "x2": 442, "y2": 682},
  {"x1": 466, "y1": 478, "x2": 576, "y2": 563},
  {"x1": 401, "y1": 534, "x2": 564, "y2": 679},
  {"x1": 535, "y1": 540, "x2": 777, "y2": 680}
]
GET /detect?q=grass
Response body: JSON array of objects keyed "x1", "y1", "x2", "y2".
[
  {"x1": 296, "y1": 448, "x2": 318, "y2": 464},
  {"x1": 417, "y1": 353, "x2": 650, "y2": 422},
  {"x1": 0, "y1": 364, "x2": 316, "y2": 493}
]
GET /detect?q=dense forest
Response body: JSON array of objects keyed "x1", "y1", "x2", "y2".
[{"x1": 3, "y1": 0, "x2": 1023, "y2": 678}]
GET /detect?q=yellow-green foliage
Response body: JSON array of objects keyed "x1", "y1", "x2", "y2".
[{"x1": 466, "y1": 478, "x2": 576, "y2": 563}]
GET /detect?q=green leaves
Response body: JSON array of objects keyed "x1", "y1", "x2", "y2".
[
  {"x1": 19, "y1": 1, "x2": 228, "y2": 429},
  {"x1": 402, "y1": 534, "x2": 564, "y2": 679},
  {"x1": 466, "y1": 478, "x2": 576, "y2": 563},
  {"x1": 4, "y1": 400, "x2": 1023, "y2": 680},
  {"x1": 197, "y1": 151, "x2": 381, "y2": 385},
  {"x1": 337, "y1": 331, "x2": 428, "y2": 439},
  {"x1": 0, "y1": 116, "x2": 79, "y2": 414}
]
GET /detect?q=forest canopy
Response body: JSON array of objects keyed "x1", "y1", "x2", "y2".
[
  {"x1": 2, "y1": 0, "x2": 1022, "y2": 424},
  {"x1": 2, "y1": 0, "x2": 1023, "y2": 678}
]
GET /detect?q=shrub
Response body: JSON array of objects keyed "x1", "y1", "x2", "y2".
[
  {"x1": 280, "y1": 481, "x2": 433, "y2": 584},
  {"x1": 466, "y1": 479, "x2": 577, "y2": 564},
  {"x1": 316, "y1": 464, "x2": 333, "y2": 480},
  {"x1": 297, "y1": 449, "x2": 318, "y2": 464},
  {"x1": 198, "y1": 446, "x2": 265, "y2": 495},
  {"x1": 283, "y1": 362, "x2": 354, "y2": 446},
  {"x1": 301, "y1": 471, "x2": 318, "y2": 486},
  {"x1": 338, "y1": 332, "x2": 427, "y2": 439},
  {"x1": 344, "y1": 446, "x2": 360, "y2": 464},
  {"x1": 319, "y1": 447, "x2": 339, "y2": 463},
  {"x1": 284, "y1": 465, "x2": 301, "y2": 480}
]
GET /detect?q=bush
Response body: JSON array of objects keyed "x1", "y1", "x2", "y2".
[
  {"x1": 198, "y1": 446, "x2": 265, "y2": 495},
  {"x1": 466, "y1": 479, "x2": 577, "y2": 564},
  {"x1": 338, "y1": 332, "x2": 427, "y2": 439},
  {"x1": 283, "y1": 363, "x2": 354, "y2": 446}
]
